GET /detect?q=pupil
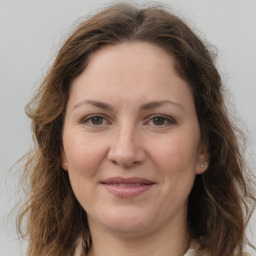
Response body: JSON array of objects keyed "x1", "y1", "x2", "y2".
[
  {"x1": 153, "y1": 117, "x2": 164, "y2": 125},
  {"x1": 92, "y1": 117, "x2": 103, "y2": 125}
]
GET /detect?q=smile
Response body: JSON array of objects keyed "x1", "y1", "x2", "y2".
[{"x1": 101, "y1": 177, "x2": 155, "y2": 198}]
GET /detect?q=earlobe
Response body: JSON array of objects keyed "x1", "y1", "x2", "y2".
[
  {"x1": 196, "y1": 161, "x2": 208, "y2": 174},
  {"x1": 196, "y1": 143, "x2": 209, "y2": 175},
  {"x1": 196, "y1": 160, "x2": 209, "y2": 175},
  {"x1": 61, "y1": 149, "x2": 68, "y2": 171}
]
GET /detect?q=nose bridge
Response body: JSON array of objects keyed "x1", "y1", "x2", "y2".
[{"x1": 108, "y1": 120, "x2": 145, "y2": 166}]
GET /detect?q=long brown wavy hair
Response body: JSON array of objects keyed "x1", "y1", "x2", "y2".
[{"x1": 18, "y1": 3, "x2": 255, "y2": 256}]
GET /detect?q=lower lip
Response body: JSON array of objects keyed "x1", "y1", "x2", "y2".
[{"x1": 102, "y1": 184, "x2": 153, "y2": 197}]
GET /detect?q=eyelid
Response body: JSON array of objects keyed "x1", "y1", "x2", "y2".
[
  {"x1": 144, "y1": 114, "x2": 176, "y2": 126},
  {"x1": 78, "y1": 113, "x2": 176, "y2": 127},
  {"x1": 80, "y1": 114, "x2": 112, "y2": 126}
]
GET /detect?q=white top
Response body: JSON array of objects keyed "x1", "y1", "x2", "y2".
[
  {"x1": 184, "y1": 249, "x2": 198, "y2": 256},
  {"x1": 184, "y1": 248, "x2": 252, "y2": 256},
  {"x1": 74, "y1": 244, "x2": 251, "y2": 256}
]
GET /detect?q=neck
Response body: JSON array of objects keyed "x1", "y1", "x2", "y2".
[{"x1": 87, "y1": 219, "x2": 190, "y2": 256}]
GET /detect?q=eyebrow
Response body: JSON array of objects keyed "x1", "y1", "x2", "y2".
[
  {"x1": 72, "y1": 99, "x2": 183, "y2": 111},
  {"x1": 72, "y1": 100, "x2": 113, "y2": 111},
  {"x1": 140, "y1": 100, "x2": 183, "y2": 110}
]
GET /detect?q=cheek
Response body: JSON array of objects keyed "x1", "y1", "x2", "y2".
[
  {"x1": 64, "y1": 132, "x2": 105, "y2": 174},
  {"x1": 62, "y1": 132, "x2": 107, "y2": 202},
  {"x1": 150, "y1": 133, "x2": 199, "y2": 194},
  {"x1": 151, "y1": 134, "x2": 199, "y2": 172},
  {"x1": 64, "y1": 138, "x2": 103, "y2": 211}
]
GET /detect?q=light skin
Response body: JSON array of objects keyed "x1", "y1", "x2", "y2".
[{"x1": 62, "y1": 41, "x2": 208, "y2": 256}]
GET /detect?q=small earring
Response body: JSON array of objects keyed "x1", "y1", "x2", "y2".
[{"x1": 201, "y1": 161, "x2": 208, "y2": 168}]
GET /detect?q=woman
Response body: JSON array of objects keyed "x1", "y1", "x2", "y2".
[{"x1": 18, "y1": 3, "x2": 255, "y2": 256}]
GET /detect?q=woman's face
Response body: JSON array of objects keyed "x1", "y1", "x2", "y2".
[{"x1": 62, "y1": 41, "x2": 207, "y2": 237}]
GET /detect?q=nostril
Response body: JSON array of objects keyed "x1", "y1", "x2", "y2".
[{"x1": 109, "y1": 158, "x2": 136, "y2": 168}]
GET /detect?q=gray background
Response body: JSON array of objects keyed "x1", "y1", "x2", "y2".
[{"x1": 1, "y1": 0, "x2": 255, "y2": 255}]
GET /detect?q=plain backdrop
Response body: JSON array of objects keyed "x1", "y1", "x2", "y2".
[{"x1": 1, "y1": 0, "x2": 255, "y2": 255}]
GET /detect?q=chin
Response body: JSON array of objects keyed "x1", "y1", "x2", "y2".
[{"x1": 94, "y1": 208, "x2": 153, "y2": 235}]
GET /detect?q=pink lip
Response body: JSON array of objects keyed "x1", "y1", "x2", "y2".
[{"x1": 101, "y1": 177, "x2": 155, "y2": 198}]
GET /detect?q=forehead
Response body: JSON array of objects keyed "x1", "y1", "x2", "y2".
[
  {"x1": 84, "y1": 41, "x2": 177, "y2": 78},
  {"x1": 67, "y1": 41, "x2": 193, "y2": 110}
]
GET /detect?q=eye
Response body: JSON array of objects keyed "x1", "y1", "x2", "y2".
[
  {"x1": 81, "y1": 115, "x2": 110, "y2": 126},
  {"x1": 152, "y1": 116, "x2": 166, "y2": 125},
  {"x1": 146, "y1": 115, "x2": 175, "y2": 127},
  {"x1": 89, "y1": 116, "x2": 104, "y2": 125}
]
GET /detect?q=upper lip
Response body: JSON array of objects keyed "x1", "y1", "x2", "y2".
[{"x1": 101, "y1": 177, "x2": 155, "y2": 185}]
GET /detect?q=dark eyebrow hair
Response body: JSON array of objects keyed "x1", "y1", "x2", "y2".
[
  {"x1": 72, "y1": 99, "x2": 183, "y2": 111},
  {"x1": 140, "y1": 100, "x2": 184, "y2": 110},
  {"x1": 72, "y1": 100, "x2": 113, "y2": 111}
]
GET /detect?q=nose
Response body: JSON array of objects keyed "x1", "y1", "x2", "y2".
[{"x1": 107, "y1": 124, "x2": 146, "y2": 168}]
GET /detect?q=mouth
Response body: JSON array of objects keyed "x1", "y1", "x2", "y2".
[{"x1": 101, "y1": 177, "x2": 155, "y2": 198}]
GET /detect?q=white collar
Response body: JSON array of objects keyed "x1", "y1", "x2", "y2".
[{"x1": 184, "y1": 248, "x2": 198, "y2": 256}]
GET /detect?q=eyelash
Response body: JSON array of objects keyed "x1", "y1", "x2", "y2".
[
  {"x1": 145, "y1": 115, "x2": 176, "y2": 127},
  {"x1": 80, "y1": 115, "x2": 111, "y2": 126},
  {"x1": 80, "y1": 114, "x2": 176, "y2": 127}
]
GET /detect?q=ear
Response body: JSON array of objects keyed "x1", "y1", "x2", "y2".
[
  {"x1": 61, "y1": 148, "x2": 68, "y2": 171},
  {"x1": 196, "y1": 143, "x2": 209, "y2": 175}
]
